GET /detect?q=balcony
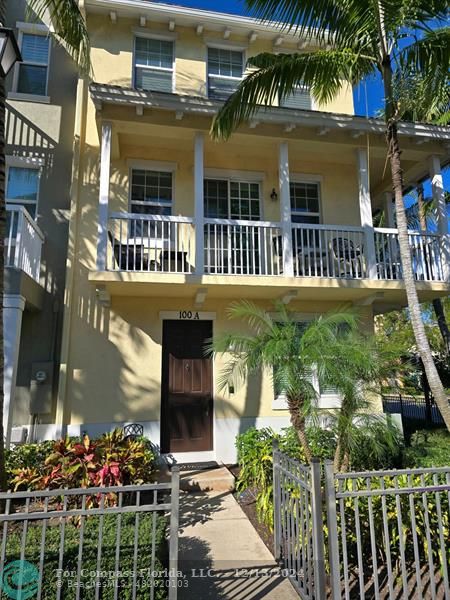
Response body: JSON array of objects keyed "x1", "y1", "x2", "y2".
[
  {"x1": 105, "y1": 213, "x2": 448, "y2": 283},
  {"x1": 5, "y1": 205, "x2": 44, "y2": 283}
]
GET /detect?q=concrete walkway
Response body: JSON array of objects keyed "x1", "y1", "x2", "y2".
[{"x1": 178, "y1": 489, "x2": 299, "y2": 599}]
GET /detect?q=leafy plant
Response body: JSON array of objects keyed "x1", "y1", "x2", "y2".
[
  {"x1": 9, "y1": 429, "x2": 156, "y2": 500},
  {"x1": 403, "y1": 429, "x2": 450, "y2": 468}
]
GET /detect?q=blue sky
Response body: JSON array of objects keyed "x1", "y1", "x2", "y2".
[{"x1": 158, "y1": 0, "x2": 449, "y2": 202}]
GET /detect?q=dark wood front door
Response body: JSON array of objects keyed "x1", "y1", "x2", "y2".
[{"x1": 161, "y1": 320, "x2": 213, "y2": 453}]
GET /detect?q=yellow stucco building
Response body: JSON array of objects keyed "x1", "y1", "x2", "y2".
[{"x1": 47, "y1": 0, "x2": 450, "y2": 463}]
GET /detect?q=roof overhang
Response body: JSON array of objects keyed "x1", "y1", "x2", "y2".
[
  {"x1": 85, "y1": 0, "x2": 325, "y2": 44},
  {"x1": 89, "y1": 83, "x2": 450, "y2": 143}
]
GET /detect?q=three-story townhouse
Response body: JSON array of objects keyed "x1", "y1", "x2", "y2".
[
  {"x1": 52, "y1": 0, "x2": 449, "y2": 463},
  {"x1": 3, "y1": 0, "x2": 77, "y2": 446}
]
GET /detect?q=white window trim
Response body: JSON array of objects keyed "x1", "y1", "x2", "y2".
[
  {"x1": 128, "y1": 164, "x2": 176, "y2": 215},
  {"x1": 270, "y1": 313, "x2": 342, "y2": 410},
  {"x1": 206, "y1": 44, "x2": 246, "y2": 100},
  {"x1": 279, "y1": 82, "x2": 316, "y2": 111},
  {"x1": 127, "y1": 159, "x2": 177, "y2": 172},
  {"x1": 204, "y1": 38, "x2": 248, "y2": 52},
  {"x1": 11, "y1": 25, "x2": 51, "y2": 101},
  {"x1": 289, "y1": 177, "x2": 322, "y2": 224},
  {"x1": 132, "y1": 34, "x2": 176, "y2": 93},
  {"x1": 5, "y1": 156, "x2": 42, "y2": 217},
  {"x1": 204, "y1": 174, "x2": 264, "y2": 221}
]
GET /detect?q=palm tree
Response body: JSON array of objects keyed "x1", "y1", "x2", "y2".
[
  {"x1": 211, "y1": 0, "x2": 450, "y2": 432},
  {"x1": 0, "y1": 0, "x2": 90, "y2": 490},
  {"x1": 209, "y1": 301, "x2": 362, "y2": 463}
]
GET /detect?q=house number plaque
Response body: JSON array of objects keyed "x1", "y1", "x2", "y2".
[{"x1": 159, "y1": 311, "x2": 216, "y2": 321}]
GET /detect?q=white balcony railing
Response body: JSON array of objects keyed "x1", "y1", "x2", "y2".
[
  {"x1": 375, "y1": 228, "x2": 446, "y2": 282},
  {"x1": 292, "y1": 223, "x2": 367, "y2": 279},
  {"x1": 105, "y1": 213, "x2": 449, "y2": 283},
  {"x1": 6, "y1": 205, "x2": 44, "y2": 283},
  {"x1": 204, "y1": 218, "x2": 283, "y2": 276},
  {"x1": 107, "y1": 213, "x2": 194, "y2": 273}
]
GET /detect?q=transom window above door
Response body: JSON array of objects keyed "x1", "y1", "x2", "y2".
[
  {"x1": 207, "y1": 47, "x2": 244, "y2": 100},
  {"x1": 134, "y1": 37, "x2": 174, "y2": 93},
  {"x1": 130, "y1": 169, "x2": 173, "y2": 216},
  {"x1": 204, "y1": 179, "x2": 261, "y2": 220},
  {"x1": 290, "y1": 181, "x2": 321, "y2": 224}
]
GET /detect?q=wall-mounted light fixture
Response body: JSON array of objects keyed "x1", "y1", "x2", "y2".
[{"x1": 270, "y1": 188, "x2": 278, "y2": 202}]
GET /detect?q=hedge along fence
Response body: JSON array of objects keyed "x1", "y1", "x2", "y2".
[{"x1": 273, "y1": 445, "x2": 450, "y2": 600}]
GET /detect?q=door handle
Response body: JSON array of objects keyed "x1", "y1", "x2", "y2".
[{"x1": 185, "y1": 363, "x2": 190, "y2": 372}]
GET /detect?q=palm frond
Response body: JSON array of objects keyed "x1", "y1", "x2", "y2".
[
  {"x1": 211, "y1": 50, "x2": 375, "y2": 139},
  {"x1": 27, "y1": 0, "x2": 91, "y2": 75}
]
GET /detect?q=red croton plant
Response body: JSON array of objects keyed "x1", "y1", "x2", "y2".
[{"x1": 11, "y1": 429, "x2": 155, "y2": 506}]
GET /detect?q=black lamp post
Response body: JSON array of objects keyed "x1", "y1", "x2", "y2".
[{"x1": 0, "y1": 27, "x2": 22, "y2": 77}]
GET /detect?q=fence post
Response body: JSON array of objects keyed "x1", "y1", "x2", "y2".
[
  {"x1": 272, "y1": 439, "x2": 282, "y2": 562},
  {"x1": 169, "y1": 466, "x2": 180, "y2": 600},
  {"x1": 310, "y1": 458, "x2": 326, "y2": 600},
  {"x1": 324, "y1": 460, "x2": 340, "y2": 600}
]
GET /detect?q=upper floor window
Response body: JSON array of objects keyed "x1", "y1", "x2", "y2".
[
  {"x1": 15, "y1": 33, "x2": 50, "y2": 96},
  {"x1": 134, "y1": 37, "x2": 174, "y2": 93},
  {"x1": 130, "y1": 169, "x2": 173, "y2": 215},
  {"x1": 280, "y1": 85, "x2": 312, "y2": 110},
  {"x1": 204, "y1": 178, "x2": 261, "y2": 220},
  {"x1": 290, "y1": 181, "x2": 320, "y2": 224},
  {"x1": 6, "y1": 165, "x2": 40, "y2": 218},
  {"x1": 207, "y1": 47, "x2": 243, "y2": 100}
]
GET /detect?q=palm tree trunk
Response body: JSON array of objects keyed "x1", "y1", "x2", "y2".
[
  {"x1": 287, "y1": 396, "x2": 313, "y2": 463},
  {"x1": 417, "y1": 186, "x2": 450, "y2": 356},
  {"x1": 385, "y1": 116, "x2": 450, "y2": 431},
  {"x1": 0, "y1": 5, "x2": 7, "y2": 492},
  {"x1": 0, "y1": 8, "x2": 7, "y2": 491}
]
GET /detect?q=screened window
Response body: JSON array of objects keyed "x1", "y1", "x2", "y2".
[
  {"x1": 290, "y1": 181, "x2": 320, "y2": 224},
  {"x1": 207, "y1": 47, "x2": 243, "y2": 100},
  {"x1": 16, "y1": 33, "x2": 50, "y2": 96},
  {"x1": 204, "y1": 179, "x2": 261, "y2": 220},
  {"x1": 280, "y1": 85, "x2": 312, "y2": 110},
  {"x1": 134, "y1": 37, "x2": 174, "y2": 93},
  {"x1": 6, "y1": 166, "x2": 40, "y2": 218}
]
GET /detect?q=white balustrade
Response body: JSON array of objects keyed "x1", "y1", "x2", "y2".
[
  {"x1": 5, "y1": 206, "x2": 44, "y2": 283},
  {"x1": 292, "y1": 224, "x2": 366, "y2": 279},
  {"x1": 204, "y1": 218, "x2": 283, "y2": 276},
  {"x1": 375, "y1": 228, "x2": 445, "y2": 282},
  {"x1": 108, "y1": 213, "x2": 194, "y2": 273}
]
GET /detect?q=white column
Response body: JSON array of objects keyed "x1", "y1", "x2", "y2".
[
  {"x1": 97, "y1": 121, "x2": 112, "y2": 271},
  {"x1": 430, "y1": 155, "x2": 450, "y2": 280},
  {"x1": 3, "y1": 295, "x2": 25, "y2": 448},
  {"x1": 194, "y1": 132, "x2": 205, "y2": 274},
  {"x1": 383, "y1": 191, "x2": 395, "y2": 228},
  {"x1": 279, "y1": 141, "x2": 294, "y2": 277},
  {"x1": 356, "y1": 148, "x2": 377, "y2": 279}
]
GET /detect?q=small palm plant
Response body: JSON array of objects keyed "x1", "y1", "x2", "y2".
[{"x1": 209, "y1": 301, "x2": 360, "y2": 463}]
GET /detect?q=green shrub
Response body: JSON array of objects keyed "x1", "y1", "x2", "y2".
[
  {"x1": 8, "y1": 429, "x2": 156, "y2": 497},
  {"x1": 3, "y1": 513, "x2": 169, "y2": 599},
  {"x1": 403, "y1": 429, "x2": 450, "y2": 467}
]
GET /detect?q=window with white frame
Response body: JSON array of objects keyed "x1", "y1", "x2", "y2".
[
  {"x1": 133, "y1": 37, "x2": 174, "y2": 93},
  {"x1": 15, "y1": 32, "x2": 50, "y2": 96},
  {"x1": 207, "y1": 47, "x2": 244, "y2": 100},
  {"x1": 129, "y1": 168, "x2": 173, "y2": 238},
  {"x1": 204, "y1": 178, "x2": 261, "y2": 220},
  {"x1": 290, "y1": 181, "x2": 321, "y2": 224},
  {"x1": 6, "y1": 165, "x2": 40, "y2": 218},
  {"x1": 280, "y1": 85, "x2": 312, "y2": 110}
]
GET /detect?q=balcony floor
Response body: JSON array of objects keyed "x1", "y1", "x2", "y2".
[{"x1": 89, "y1": 270, "x2": 450, "y2": 313}]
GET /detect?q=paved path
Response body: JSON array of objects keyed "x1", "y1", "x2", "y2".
[{"x1": 178, "y1": 489, "x2": 299, "y2": 599}]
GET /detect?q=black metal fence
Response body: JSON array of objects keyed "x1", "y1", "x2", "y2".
[{"x1": 382, "y1": 393, "x2": 446, "y2": 425}]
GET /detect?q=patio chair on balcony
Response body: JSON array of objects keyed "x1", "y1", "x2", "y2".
[
  {"x1": 108, "y1": 231, "x2": 152, "y2": 271},
  {"x1": 330, "y1": 237, "x2": 363, "y2": 278}
]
